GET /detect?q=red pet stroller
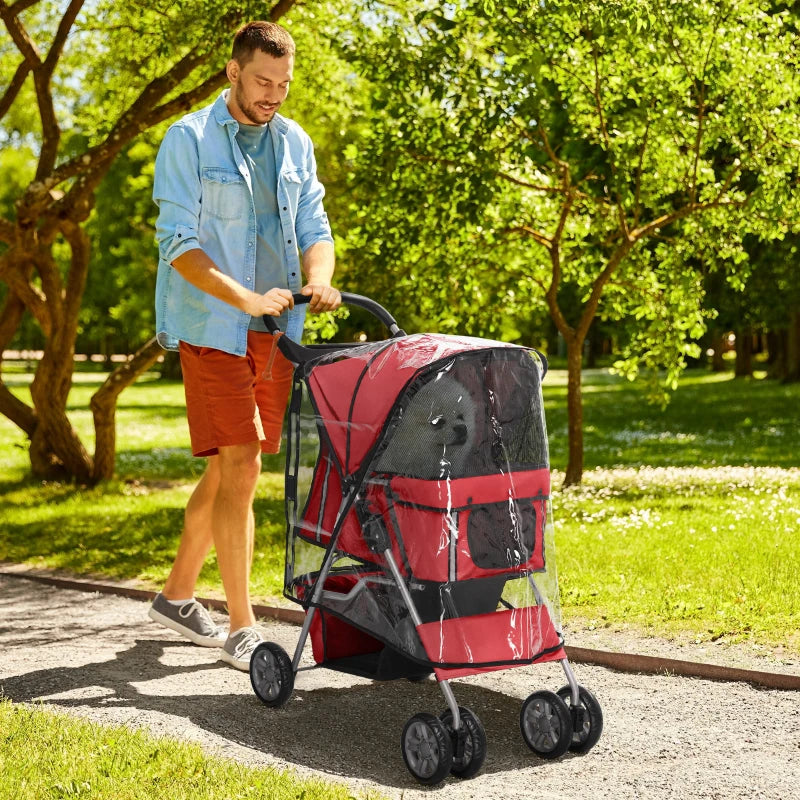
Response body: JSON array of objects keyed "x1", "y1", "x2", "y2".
[{"x1": 250, "y1": 294, "x2": 602, "y2": 784}]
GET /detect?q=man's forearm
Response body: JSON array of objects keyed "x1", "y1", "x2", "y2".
[
  {"x1": 301, "y1": 240, "x2": 335, "y2": 286},
  {"x1": 171, "y1": 248, "x2": 292, "y2": 318},
  {"x1": 172, "y1": 249, "x2": 257, "y2": 313}
]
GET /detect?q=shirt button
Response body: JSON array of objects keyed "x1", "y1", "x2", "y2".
[
  {"x1": 246, "y1": 277, "x2": 252, "y2": 282},
  {"x1": 287, "y1": 239, "x2": 292, "y2": 244}
]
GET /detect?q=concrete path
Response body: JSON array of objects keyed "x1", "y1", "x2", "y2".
[{"x1": 1, "y1": 574, "x2": 798, "y2": 800}]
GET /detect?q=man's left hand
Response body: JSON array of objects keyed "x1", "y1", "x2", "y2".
[{"x1": 301, "y1": 283, "x2": 342, "y2": 313}]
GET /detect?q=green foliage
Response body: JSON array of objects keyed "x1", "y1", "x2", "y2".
[{"x1": 334, "y1": 0, "x2": 800, "y2": 381}]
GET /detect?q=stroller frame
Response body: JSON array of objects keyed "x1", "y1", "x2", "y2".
[{"x1": 249, "y1": 293, "x2": 603, "y2": 784}]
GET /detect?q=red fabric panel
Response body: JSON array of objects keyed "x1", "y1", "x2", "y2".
[
  {"x1": 388, "y1": 469, "x2": 550, "y2": 509},
  {"x1": 415, "y1": 604, "x2": 565, "y2": 679}
]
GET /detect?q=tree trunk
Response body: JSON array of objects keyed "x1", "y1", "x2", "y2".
[
  {"x1": 563, "y1": 335, "x2": 585, "y2": 487},
  {"x1": 734, "y1": 327, "x2": 753, "y2": 378},
  {"x1": 766, "y1": 329, "x2": 786, "y2": 380},
  {"x1": 786, "y1": 311, "x2": 800, "y2": 383},
  {"x1": 90, "y1": 337, "x2": 163, "y2": 481}
]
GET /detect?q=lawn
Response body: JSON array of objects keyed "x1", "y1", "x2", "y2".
[
  {"x1": 1, "y1": 362, "x2": 799, "y2": 651},
  {"x1": 0, "y1": 700, "x2": 381, "y2": 800}
]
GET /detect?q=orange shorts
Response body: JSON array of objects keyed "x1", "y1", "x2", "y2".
[{"x1": 179, "y1": 331, "x2": 294, "y2": 457}]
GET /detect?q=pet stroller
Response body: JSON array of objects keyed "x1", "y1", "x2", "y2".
[{"x1": 250, "y1": 293, "x2": 602, "y2": 784}]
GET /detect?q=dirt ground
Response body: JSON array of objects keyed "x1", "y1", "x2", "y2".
[{"x1": 1, "y1": 573, "x2": 799, "y2": 800}]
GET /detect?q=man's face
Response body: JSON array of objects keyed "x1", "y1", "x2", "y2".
[{"x1": 226, "y1": 49, "x2": 293, "y2": 126}]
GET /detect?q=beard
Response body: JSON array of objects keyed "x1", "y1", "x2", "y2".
[{"x1": 234, "y1": 83, "x2": 275, "y2": 125}]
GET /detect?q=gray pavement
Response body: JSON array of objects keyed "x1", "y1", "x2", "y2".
[{"x1": 1, "y1": 573, "x2": 799, "y2": 799}]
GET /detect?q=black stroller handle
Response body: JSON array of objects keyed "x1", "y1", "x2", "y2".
[{"x1": 262, "y1": 291, "x2": 406, "y2": 364}]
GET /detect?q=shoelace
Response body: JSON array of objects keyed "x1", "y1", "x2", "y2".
[
  {"x1": 231, "y1": 628, "x2": 262, "y2": 660},
  {"x1": 178, "y1": 601, "x2": 219, "y2": 635},
  {"x1": 178, "y1": 601, "x2": 200, "y2": 620}
]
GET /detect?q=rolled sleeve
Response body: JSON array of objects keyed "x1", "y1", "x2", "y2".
[
  {"x1": 153, "y1": 124, "x2": 203, "y2": 264},
  {"x1": 296, "y1": 142, "x2": 334, "y2": 253}
]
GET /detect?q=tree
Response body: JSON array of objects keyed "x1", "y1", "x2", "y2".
[
  {"x1": 0, "y1": 0, "x2": 300, "y2": 483},
  {"x1": 337, "y1": 0, "x2": 800, "y2": 484}
]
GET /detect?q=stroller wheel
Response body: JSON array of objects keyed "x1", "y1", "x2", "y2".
[
  {"x1": 520, "y1": 690, "x2": 572, "y2": 759},
  {"x1": 439, "y1": 706, "x2": 487, "y2": 779},
  {"x1": 556, "y1": 684, "x2": 603, "y2": 754},
  {"x1": 401, "y1": 712, "x2": 454, "y2": 785},
  {"x1": 250, "y1": 642, "x2": 294, "y2": 709}
]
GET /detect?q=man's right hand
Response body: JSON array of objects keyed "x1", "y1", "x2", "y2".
[{"x1": 248, "y1": 288, "x2": 294, "y2": 317}]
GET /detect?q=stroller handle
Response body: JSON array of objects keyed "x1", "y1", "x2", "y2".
[{"x1": 262, "y1": 292, "x2": 406, "y2": 364}]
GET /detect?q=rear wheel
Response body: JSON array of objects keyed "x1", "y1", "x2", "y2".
[
  {"x1": 401, "y1": 712, "x2": 454, "y2": 784},
  {"x1": 250, "y1": 642, "x2": 294, "y2": 708},
  {"x1": 439, "y1": 706, "x2": 487, "y2": 779},
  {"x1": 520, "y1": 690, "x2": 572, "y2": 759},
  {"x1": 556, "y1": 684, "x2": 603, "y2": 754}
]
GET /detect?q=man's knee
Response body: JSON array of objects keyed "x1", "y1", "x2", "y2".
[{"x1": 217, "y1": 443, "x2": 262, "y2": 489}]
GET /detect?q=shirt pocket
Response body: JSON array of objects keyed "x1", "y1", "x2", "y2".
[
  {"x1": 280, "y1": 168, "x2": 309, "y2": 207},
  {"x1": 201, "y1": 167, "x2": 249, "y2": 221}
]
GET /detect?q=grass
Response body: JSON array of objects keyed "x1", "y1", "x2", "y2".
[
  {"x1": 1, "y1": 364, "x2": 799, "y2": 650},
  {"x1": 0, "y1": 699, "x2": 379, "y2": 800}
]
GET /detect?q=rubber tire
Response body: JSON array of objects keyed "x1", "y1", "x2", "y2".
[
  {"x1": 520, "y1": 690, "x2": 572, "y2": 759},
  {"x1": 250, "y1": 641, "x2": 294, "y2": 709},
  {"x1": 556, "y1": 684, "x2": 604, "y2": 754},
  {"x1": 401, "y1": 712, "x2": 454, "y2": 785},
  {"x1": 439, "y1": 706, "x2": 488, "y2": 779}
]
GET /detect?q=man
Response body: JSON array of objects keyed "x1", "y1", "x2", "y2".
[{"x1": 149, "y1": 21, "x2": 340, "y2": 671}]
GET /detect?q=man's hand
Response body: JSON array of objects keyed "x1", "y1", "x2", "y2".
[
  {"x1": 247, "y1": 287, "x2": 294, "y2": 317},
  {"x1": 301, "y1": 283, "x2": 342, "y2": 313}
]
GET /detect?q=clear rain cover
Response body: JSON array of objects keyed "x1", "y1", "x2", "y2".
[{"x1": 283, "y1": 334, "x2": 564, "y2": 680}]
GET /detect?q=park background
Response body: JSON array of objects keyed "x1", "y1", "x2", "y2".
[
  {"x1": 1, "y1": 2, "x2": 800, "y2": 792},
  {"x1": 2, "y1": 0, "x2": 799, "y2": 648},
  {"x1": 2, "y1": 1, "x2": 799, "y2": 795}
]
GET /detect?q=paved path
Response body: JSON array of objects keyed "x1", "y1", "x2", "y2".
[{"x1": 1, "y1": 574, "x2": 798, "y2": 799}]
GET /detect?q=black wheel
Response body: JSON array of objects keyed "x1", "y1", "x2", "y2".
[
  {"x1": 439, "y1": 706, "x2": 487, "y2": 779},
  {"x1": 556, "y1": 684, "x2": 603, "y2": 754},
  {"x1": 401, "y1": 712, "x2": 454, "y2": 785},
  {"x1": 250, "y1": 641, "x2": 294, "y2": 708},
  {"x1": 520, "y1": 690, "x2": 572, "y2": 759}
]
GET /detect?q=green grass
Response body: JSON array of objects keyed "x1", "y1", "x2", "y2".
[
  {"x1": 0, "y1": 699, "x2": 380, "y2": 800},
  {"x1": 1, "y1": 365, "x2": 799, "y2": 650}
]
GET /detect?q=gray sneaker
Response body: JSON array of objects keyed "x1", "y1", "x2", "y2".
[
  {"x1": 219, "y1": 626, "x2": 264, "y2": 671},
  {"x1": 148, "y1": 593, "x2": 227, "y2": 647}
]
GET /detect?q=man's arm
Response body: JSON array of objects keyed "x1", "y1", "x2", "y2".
[
  {"x1": 300, "y1": 240, "x2": 340, "y2": 312},
  {"x1": 173, "y1": 248, "x2": 293, "y2": 317}
]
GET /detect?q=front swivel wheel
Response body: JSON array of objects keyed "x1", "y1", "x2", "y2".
[
  {"x1": 250, "y1": 641, "x2": 294, "y2": 708},
  {"x1": 439, "y1": 706, "x2": 487, "y2": 779},
  {"x1": 556, "y1": 684, "x2": 603, "y2": 754},
  {"x1": 401, "y1": 712, "x2": 454, "y2": 785}
]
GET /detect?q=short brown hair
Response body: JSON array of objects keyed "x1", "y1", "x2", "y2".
[{"x1": 231, "y1": 21, "x2": 295, "y2": 65}]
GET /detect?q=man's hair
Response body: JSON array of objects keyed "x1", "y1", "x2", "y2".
[{"x1": 231, "y1": 21, "x2": 295, "y2": 65}]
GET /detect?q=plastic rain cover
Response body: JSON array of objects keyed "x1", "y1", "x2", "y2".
[{"x1": 283, "y1": 333, "x2": 565, "y2": 681}]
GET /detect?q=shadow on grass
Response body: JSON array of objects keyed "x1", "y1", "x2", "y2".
[
  {"x1": 0, "y1": 477, "x2": 287, "y2": 590},
  {"x1": 543, "y1": 371, "x2": 800, "y2": 470}
]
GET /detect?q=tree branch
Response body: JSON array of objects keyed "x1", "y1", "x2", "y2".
[
  {"x1": 0, "y1": 59, "x2": 32, "y2": 121},
  {"x1": 503, "y1": 225, "x2": 553, "y2": 250}
]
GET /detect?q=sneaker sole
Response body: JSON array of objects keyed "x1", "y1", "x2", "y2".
[{"x1": 147, "y1": 606, "x2": 226, "y2": 648}]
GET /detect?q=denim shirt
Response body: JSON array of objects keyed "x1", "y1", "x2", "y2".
[{"x1": 153, "y1": 90, "x2": 334, "y2": 355}]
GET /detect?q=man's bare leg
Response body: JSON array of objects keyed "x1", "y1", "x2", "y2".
[
  {"x1": 162, "y1": 458, "x2": 221, "y2": 600},
  {"x1": 212, "y1": 441, "x2": 262, "y2": 632}
]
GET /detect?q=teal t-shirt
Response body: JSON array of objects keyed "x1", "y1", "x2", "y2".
[{"x1": 235, "y1": 122, "x2": 289, "y2": 333}]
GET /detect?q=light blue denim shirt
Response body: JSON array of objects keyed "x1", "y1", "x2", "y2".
[{"x1": 153, "y1": 90, "x2": 334, "y2": 355}]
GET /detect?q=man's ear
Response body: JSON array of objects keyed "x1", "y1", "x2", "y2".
[{"x1": 225, "y1": 59, "x2": 239, "y2": 83}]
